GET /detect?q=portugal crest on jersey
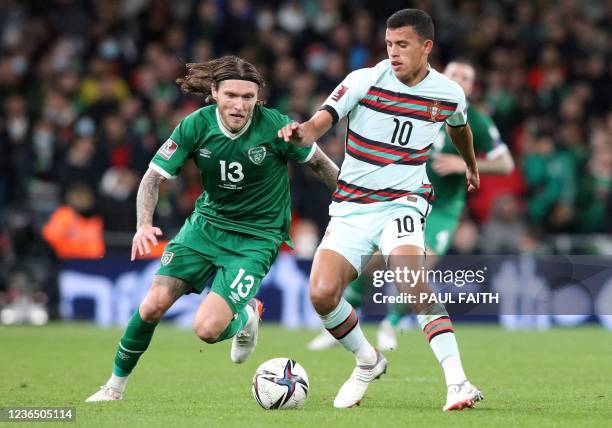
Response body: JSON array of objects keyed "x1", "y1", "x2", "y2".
[
  {"x1": 248, "y1": 146, "x2": 267, "y2": 165},
  {"x1": 428, "y1": 100, "x2": 441, "y2": 121}
]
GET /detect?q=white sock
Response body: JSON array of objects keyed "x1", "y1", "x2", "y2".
[
  {"x1": 107, "y1": 374, "x2": 128, "y2": 392},
  {"x1": 417, "y1": 309, "x2": 467, "y2": 386},
  {"x1": 320, "y1": 299, "x2": 377, "y2": 365},
  {"x1": 441, "y1": 355, "x2": 467, "y2": 386},
  {"x1": 244, "y1": 304, "x2": 255, "y2": 325},
  {"x1": 353, "y1": 340, "x2": 377, "y2": 365}
]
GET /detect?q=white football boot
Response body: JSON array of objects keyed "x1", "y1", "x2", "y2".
[
  {"x1": 307, "y1": 329, "x2": 338, "y2": 351},
  {"x1": 333, "y1": 350, "x2": 388, "y2": 408},
  {"x1": 443, "y1": 380, "x2": 484, "y2": 411},
  {"x1": 85, "y1": 385, "x2": 123, "y2": 402},
  {"x1": 376, "y1": 319, "x2": 398, "y2": 351},
  {"x1": 230, "y1": 298, "x2": 263, "y2": 364}
]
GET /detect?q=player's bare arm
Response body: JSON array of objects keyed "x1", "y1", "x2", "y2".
[
  {"x1": 445, "y1": 123, "x2": 480, "y2": 192},
  {"x1": 131, "y1": 168, "x2": 166, "y2": 260},
  {"x1": 277, "y1": 110, "x2": 334, "y2": 147},
  {"x1": 304, "y1": 146, "x2": 340, "y2": 191},
  {"x1": 432, "y1": 149, "x2": 514, "y2": 176}
]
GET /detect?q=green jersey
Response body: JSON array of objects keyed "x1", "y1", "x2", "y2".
[
  {"x1": 150, "y1": 104, "x2": 314, "y2": 246},
  {"x1": 427, "y1": 104, "x2": 506, "y2": 217}
]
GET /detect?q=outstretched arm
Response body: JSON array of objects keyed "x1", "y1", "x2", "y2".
[
  {"x1": 304, "y1": 146, "x2": 340, "y2": 191},
  {"x1": 131, "y1": 168, "x2": 167, "y2": 260},
  {"x1": 432, "y1": 148, "x2": 514, "y2": 176},
  {"x1": 445, "y1": 124, "x2": 480, "y2": 192},
  {"x1": 277, "y1": 110, "x2": 335, "y2": 147}
]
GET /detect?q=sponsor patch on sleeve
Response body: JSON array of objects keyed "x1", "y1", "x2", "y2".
[
  {"x1": 158, "y1": 139, "x2": 178, "y2": 160},
  {"x1": 331, "y1": 84, "x2": 348, "y2": 102}
]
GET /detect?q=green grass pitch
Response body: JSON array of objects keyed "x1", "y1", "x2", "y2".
[{"x1": 1, "y1": 323, "x2": 611, "y2": 427}]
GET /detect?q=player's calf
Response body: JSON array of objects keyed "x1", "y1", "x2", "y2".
[{"x1": 308, "y1": 249, "x2": 354, "y2": 315}]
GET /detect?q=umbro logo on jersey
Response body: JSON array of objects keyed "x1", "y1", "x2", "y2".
[
  {"x1": 158, "y1": 139, "x2": 178, "y2": 160},
  {"x1": 199, "y1": 148, "x2": 212, "y2": 158},
  {"x1": 331, "y1": 84, "x2": 348, "y2": 102},
  {"x1": 229, "y1": 291, "x2": 240, "y2": 303}
]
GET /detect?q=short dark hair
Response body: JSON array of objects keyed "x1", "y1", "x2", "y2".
[{"x1": 386, "y1": 9, "x2": 434, "y2": 41}]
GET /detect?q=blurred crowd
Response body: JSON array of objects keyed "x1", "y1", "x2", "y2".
[{"x1": 0, "y1": 0, "x2": 611, "y2": 316}]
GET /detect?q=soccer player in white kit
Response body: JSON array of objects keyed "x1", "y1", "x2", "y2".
[{"x1": 279, "y1": 9, "x2": 483, "y2": 410}]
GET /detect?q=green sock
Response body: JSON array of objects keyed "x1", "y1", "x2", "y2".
[
  {"x1": 343, "y1": 278, "x2": 362, "y2": 309},
  {"x1": 113, "y1": 309, "x2": 158, "y2": 377},
  {"x1": 215, "y1": 307, "x2": 249, "y2": 342}
]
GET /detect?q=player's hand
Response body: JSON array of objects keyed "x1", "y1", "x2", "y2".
[
  {"x1": 131, "y1": 225, "x2": 163, "y2": 261},
  {"x1": 431, "y1": 153, "x2": 466, "y2": 176},
  {"x1": 277, "y1": 122, "x2": 304, "y2": 143},
  {"x1": 466, "y1": 167, "x2": 480, "y2": 192}
]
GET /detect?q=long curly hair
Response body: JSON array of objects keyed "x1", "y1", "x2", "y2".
[{"x1": 176, "y1": 56, "x2": 265, "y2": 104}]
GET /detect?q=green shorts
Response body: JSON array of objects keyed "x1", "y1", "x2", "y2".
[
  {"x1": 425, "y1": 208, "x2": 461, "y2": 256},
  {"x1": 157, "y1": 213, "x2": 280, "y2": 314}
]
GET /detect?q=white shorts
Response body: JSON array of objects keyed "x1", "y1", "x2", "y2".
[{"x1": 318, "y1": 205, "x2": 425, "y2": 274}]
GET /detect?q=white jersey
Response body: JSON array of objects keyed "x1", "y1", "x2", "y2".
[{"x1": 322, "y1": 59, "x2": 467, "y2": 218}]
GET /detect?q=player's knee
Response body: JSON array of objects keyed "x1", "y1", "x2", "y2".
[
  {"x1": 140, "y1": 283, "x2": 179, "y2": 322},
  {"x1": 309, "y1": 280, "x2": 341, "y2": 314},
  {"x1": 139, "y1": 298, "x2": 171, "y2": 323},
  {"x1": 193, "y1": 320, "x2": 221, "y2": 344}
]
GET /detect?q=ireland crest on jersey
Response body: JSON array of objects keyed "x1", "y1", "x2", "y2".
[
  {"x1": 248, "y1": 146, "x2": 267, "y2": 165},
  {"x1": 161, "y1": 251, "x2": 174, "y2": 266}
]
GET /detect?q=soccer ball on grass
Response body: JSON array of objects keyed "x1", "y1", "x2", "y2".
[{"x1": 252, "y1": 358, "x2": 309, "y2": 409}]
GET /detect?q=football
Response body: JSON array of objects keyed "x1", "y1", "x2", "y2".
[{"x1": 252, "y1": 358, "x2": 309, "y2": 410}]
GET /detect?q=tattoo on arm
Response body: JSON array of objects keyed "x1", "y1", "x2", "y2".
[
  {"x1": 306, "y1": 147, "x2": 340, "y2": 191},
  {"x1": 136, "y1": 169, "x2": 166, "y2": 229}
]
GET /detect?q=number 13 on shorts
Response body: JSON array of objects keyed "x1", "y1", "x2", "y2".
[{"x1": 229, "y1": 268, "x2": 255, "y2": 299}]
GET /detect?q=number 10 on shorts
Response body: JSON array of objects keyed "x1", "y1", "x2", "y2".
[
  {"x1": 395, "y1": 215, "x2": 415, "y2": 238},
  {"x1": 229, "y1": 268, "x2": 255, "y2": 299}
]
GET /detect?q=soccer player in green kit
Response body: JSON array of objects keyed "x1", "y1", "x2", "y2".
[
  {"x1": 86, "y1": 56, "x2": 339, "y2": 402},
  {"x1": 308, "y1": 58, "x2": 514, "y2": 352}
]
